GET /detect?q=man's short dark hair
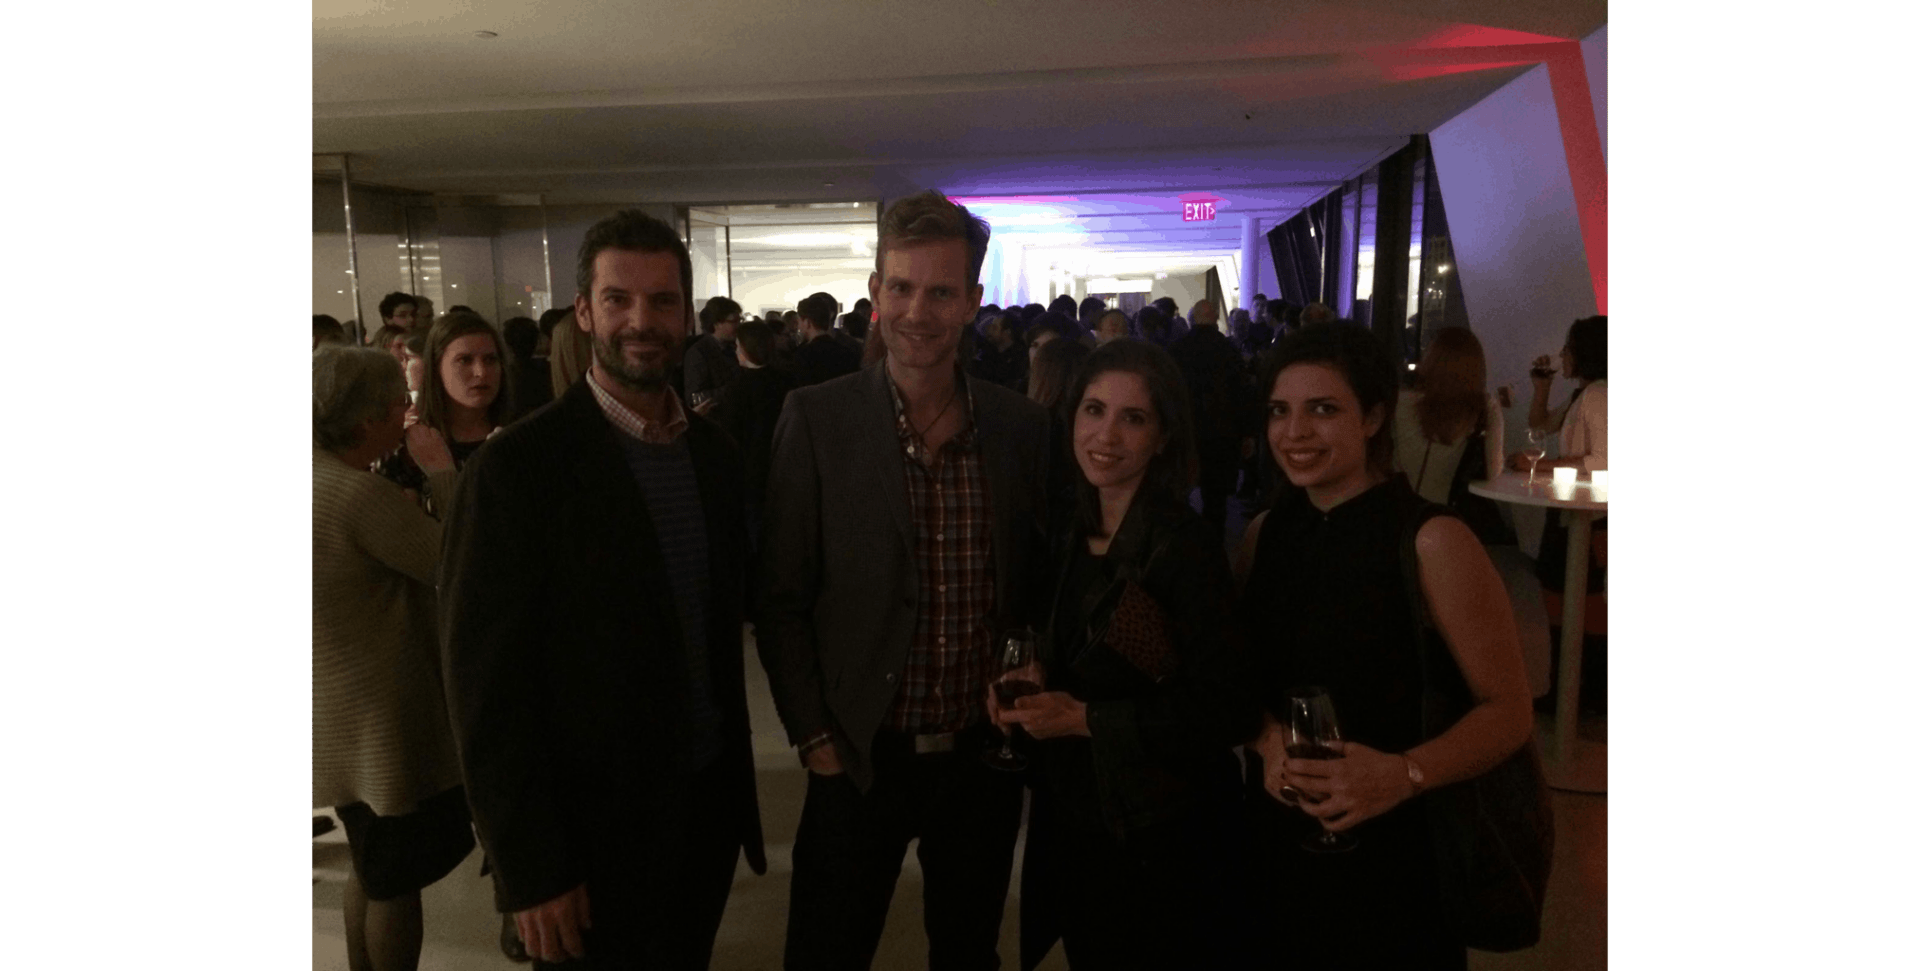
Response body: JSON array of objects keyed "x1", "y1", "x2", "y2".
[
  {"x1": 876, "y1": 190, "x2": 991, "y2": 290},
  {"x1": 852, "y1": 297, "x2": 871, "y2": 312},
  {"x1": 1028, "y1": 311, "x2": 1074, "y2": 345},
  {"x1": 1048, "y1": 295, "x2": 1079, "y2": 317},
  {"x1": 797, "y1": 292, "x2": 838, "y2": 332},
  {"x1": 1077, "y1": 296, "x2": 1106, "y2": 324},
  {"x1": 378, "y1": 292, "x2": 416, "y2": 322},
  {"x1": 699, "y1": 296, "x2": 743, "y2": 334},
  {"x1": 734, "y1": 319, "x2": 774, "y2": 366},
  {"x1": 575, "y1": 210, "x2": 694, "y2": 323},
  {"x1": 447, "y1": 305, "x2": 476, "y2": 316},
  {"x1": 502, "y1": 317, "x2": 540, "y2": 360},
  {"x1": 537, "y1": 307, "x2": 570, "y2": 335}
]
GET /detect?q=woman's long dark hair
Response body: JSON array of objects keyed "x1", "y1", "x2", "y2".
[
  {"x1": 1258, "y1": 320, "x2": 1398, "y2": 475},
  {"x1": 1565, "y1": 315, "x2": 1607, "y2": 381},
  {"x1": 418, "y1": 310, "x2": 513, "y2": 440},
  {"x1": 1061, "y1": 340, "x2": 1199, "y2": 538}
]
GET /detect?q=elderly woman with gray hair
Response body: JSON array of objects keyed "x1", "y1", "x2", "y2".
[{"x1": 312, "y1": 344, "x2": 473, "y2": 971}]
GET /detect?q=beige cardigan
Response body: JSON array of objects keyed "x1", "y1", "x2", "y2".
[{"x1": 312, "y1": 447, "x2": 463, "y2": 816}]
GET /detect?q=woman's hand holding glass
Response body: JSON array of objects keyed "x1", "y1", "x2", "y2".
[
  {"x1": 998, "y1": 689, "x2": 1089, "y2": 740},
  {"x1": 1279, "y1": 739, "x2": 1418, "y2": 833}
]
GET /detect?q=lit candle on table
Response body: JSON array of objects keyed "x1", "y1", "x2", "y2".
[{"x1": 1551, "y1": 466, "x2": 1577, "y2": 499}]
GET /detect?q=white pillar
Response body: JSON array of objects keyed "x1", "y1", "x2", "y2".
[{"x1": 1238, "y1": 215, "x2": 1261, "y2": 312}]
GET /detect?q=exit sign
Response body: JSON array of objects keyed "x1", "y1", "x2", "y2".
[{"x1": 1183, "y1": 201, "x2": 1217, "y2": 222}]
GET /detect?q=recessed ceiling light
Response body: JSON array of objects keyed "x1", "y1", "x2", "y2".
[
  {"x1": 823, "y1": 181, "x2": 836, "y2": 187},
  {"x1": 474, "y1": 30, "x2": 499, "y2": 39}
]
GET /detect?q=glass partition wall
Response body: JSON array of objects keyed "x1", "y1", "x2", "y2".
[
  {"x1": 314, "y1": 167, "x2": 878, "y2": 341},
  {"x1": 682, "y1": 201, "x2": 880, "y2": 319}
]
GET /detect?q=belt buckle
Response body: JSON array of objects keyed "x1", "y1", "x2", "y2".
[{"x1": 913, "y1": 732, "x2": 959, "y2": 755}]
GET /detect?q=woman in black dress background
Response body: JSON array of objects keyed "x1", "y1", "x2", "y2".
[
  {"x1": 993, "y1": 339, "x2": 1259, "y2": 970},
  {"x1": 1236, "y1": 322, "x2": 1533, "y2": 969}
]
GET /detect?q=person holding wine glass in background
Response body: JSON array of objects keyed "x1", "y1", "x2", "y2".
[
  {"x1": 1510, "y1": 314, "x2": 1608, "y2": 710},
  {"x1": 1236, "y1": 322, "x2": 1533, "y2": 970},
  {"x1": 993, "y1": 340, "x2": 1259, "y2": 970},
  {"x1": 1510, "y1": 315, "x2": 1606, "y2": 477}
]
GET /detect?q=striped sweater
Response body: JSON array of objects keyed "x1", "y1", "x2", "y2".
[{"x1": 312, "y1": 447, "x2": 463, "y2": 816}]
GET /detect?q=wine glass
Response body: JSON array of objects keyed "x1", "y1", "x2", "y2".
[
  {"x1": 983, "y1": 629, "x2": 1041, "y2": 772},
  {"x1": 1285, "y1": 687, "x2": 1357, "y2": 854},
  {"x1": 1523, "y1": 428, "x2": 1549, "y2": 487}
]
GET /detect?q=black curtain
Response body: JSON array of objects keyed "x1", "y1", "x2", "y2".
[
  {"x1": 1266, "y1": 213, "x2": 1318, "y2": 308},
  {"x1": 1267, "y1": 186, "x2": 1350, "y2": 309},
  {"x1": 1320, "y1": 187, "x2": 1345, "y2": 309},
  {"x1": 1369, "y1": 140, "x2": 1418, "y2": 372},
  {"x1": 1416, "y1": 143, "x2": 1471, "y2": 343}
]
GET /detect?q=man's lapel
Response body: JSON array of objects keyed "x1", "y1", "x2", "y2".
[{"x1": 860, "y1": 365, "x2": 915, "y2": 554}]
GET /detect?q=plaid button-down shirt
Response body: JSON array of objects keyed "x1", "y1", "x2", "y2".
[
  {"x1": 586, "y1": 368, "x2": 689, "y2": 444},
  {"x1": 881, "y1": 371, "x2": 997, "y2": 733}
]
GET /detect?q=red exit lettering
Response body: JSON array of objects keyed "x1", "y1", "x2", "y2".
[{"x1": 1182, "y1": 201, "x2": 1217, "y2": 222}]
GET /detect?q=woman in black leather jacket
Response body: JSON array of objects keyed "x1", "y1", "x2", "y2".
[{"x1": 992, "y1": 339, "x2": 1259, "y2": 970}]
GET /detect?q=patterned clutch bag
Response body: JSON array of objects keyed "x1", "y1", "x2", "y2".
[{"x1": 1096, "y1": 579, "x2": 1179, "y2": 681}]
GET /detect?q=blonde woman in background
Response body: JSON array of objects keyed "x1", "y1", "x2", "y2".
[{"x1": 1394, "y1": 328, "x2": 1505, "y2": 525}]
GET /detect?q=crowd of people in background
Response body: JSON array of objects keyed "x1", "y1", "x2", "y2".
[{"x1": 314, "y1": 192, "x2": 1604, "y2": 971}]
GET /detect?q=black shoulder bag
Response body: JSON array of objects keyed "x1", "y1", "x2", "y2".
[{"x1": 1399, "y1": 501, "x2": 1554, "y2": 952}]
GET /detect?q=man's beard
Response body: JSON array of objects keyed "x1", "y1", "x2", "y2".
[{"x1": 592, "y1": 331, "x2": 675, "y2": 391}]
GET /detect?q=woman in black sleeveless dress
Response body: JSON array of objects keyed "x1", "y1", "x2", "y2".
[{"x1": 1235, "y1": 323, "x2": 1534, "y2": 969}]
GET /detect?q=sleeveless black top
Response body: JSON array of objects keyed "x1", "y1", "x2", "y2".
[
  {"x1": 1240, "y1": 475, "x2": 1425, "y2": 756},
  {"x1": 1238, "y1": 473, "x2": 1468, "y2": 969}
]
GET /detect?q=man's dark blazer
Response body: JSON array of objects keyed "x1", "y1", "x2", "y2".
[
  {"x1": 757, "y1": 362, "x2": 1051, "y2": 793},
  {"x1": 438, "y1": 379, "x2": 767, "y2": 914}
]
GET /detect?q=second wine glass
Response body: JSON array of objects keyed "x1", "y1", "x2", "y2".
[
  {"x1": 1523, "y1": 428, "x2": 1549, "y2": 487},
  {"x1": 1286, "y1": 686, "x2": 1357, "y2": 854},
  {"x1": 983, "y1": 628, "x2": 1041, "y2": 772}
]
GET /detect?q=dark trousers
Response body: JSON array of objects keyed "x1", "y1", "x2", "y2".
[
  {"x1": 785, "y1": 728, "x2": 1024, "y2": 971},
  {"x1": 1021, "y1": 788, "x2": 1257, "y2": 970},
  {"x1": 536, "y1": 758, "x2": 742, "y2": 971}
]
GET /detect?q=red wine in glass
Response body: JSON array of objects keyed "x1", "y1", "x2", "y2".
[
  {"x1": 984, "y1": 630, "x2": 1038, "y2": 771},
  {"x1": 993, "y1": 679, "x2": 1043, "y2": 707},
  {"x1": 1286, "y1": 687, "x2": 1357, "y2": 853}
]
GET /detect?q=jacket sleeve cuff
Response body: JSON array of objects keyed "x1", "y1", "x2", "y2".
[{"x1": 796, "y1": 729, "x2": 835, "y2": 766}]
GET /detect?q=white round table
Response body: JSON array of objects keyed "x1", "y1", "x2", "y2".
[{"x1": 1469, "y1": 472, "x2": 1607, "y2": 794}]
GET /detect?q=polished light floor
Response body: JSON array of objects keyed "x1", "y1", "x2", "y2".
[{"x1": 313, "y1": 637, "x2": 1605, "y2": 971}]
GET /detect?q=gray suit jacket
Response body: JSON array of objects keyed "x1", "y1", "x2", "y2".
[{"x1": 757, "y1": 363, "x2": 1051, "y2": 792}]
